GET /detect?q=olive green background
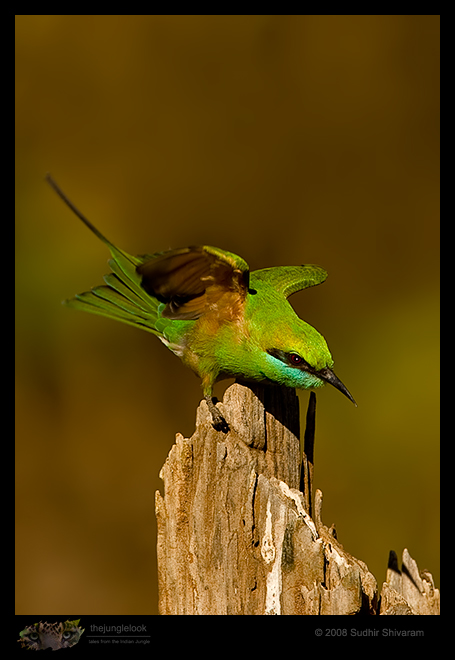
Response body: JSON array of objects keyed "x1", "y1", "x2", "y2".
[{"x1": 16, "y1": 15, "x2": 439, "y2": 614}]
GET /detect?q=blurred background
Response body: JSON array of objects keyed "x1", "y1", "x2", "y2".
[{"x1": 16, "y1": 15, "x2": 439, "y2": 615}]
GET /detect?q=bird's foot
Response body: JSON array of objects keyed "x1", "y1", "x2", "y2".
[{"x1": 204, "y1": 395, "x2": 229, "y2": 433}]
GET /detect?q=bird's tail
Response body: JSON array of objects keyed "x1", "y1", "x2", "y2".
[
  {"x1": 64, "y1": 242, "x2": 166, "y2": 338},
  {"x1": 46, "y1": 174, "x2": 175, "y2": 338}
]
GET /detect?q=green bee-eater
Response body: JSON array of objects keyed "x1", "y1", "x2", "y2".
[{"x1": 48, "y1": 175, "x2": 355, "y2": 431}]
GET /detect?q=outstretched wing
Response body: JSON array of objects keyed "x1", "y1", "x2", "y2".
[
  {"x1": 47, "y1": 175, "x2": 249, "y2": 329},
  {"x1": 251, "y1": 265, "x2": 328, "y2": 298},
  {"x1": 137, "y1": 245, "x2": 250, "y2": 320}
]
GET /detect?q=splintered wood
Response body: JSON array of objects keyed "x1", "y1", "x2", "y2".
[{"x1": 155, "y1": 382, "x2": 439, "y2": 615}]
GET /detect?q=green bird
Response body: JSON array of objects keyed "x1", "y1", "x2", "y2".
[{"x1": 48, "y1": 175, "x2": 355, "y2": 431}]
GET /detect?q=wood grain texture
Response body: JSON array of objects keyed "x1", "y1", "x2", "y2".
[{"x1": 156, "y1": 382, "x2": 439, "y2": 615}]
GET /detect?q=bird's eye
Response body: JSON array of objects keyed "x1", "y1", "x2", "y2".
[{"x1": 289, "y1": 353, "x2": 304, "y2": 366}]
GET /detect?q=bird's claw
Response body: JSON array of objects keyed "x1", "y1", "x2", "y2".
[{"x1": 204, "y1": 396, "x2": 230, "y2": 433}]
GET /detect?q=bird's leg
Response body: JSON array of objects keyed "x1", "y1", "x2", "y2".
[{"x1": 204, "y1": 395, "x2": 229, "y2": 433}]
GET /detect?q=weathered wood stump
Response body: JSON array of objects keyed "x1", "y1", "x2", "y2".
[
  {"x1": 155, "y1": 381, "x2": 439, "y2": 615},
  {"x1": 379, "y1": 549, "x2": 440, "y2": 615}
]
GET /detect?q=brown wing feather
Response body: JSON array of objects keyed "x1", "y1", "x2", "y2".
[{"x1": 137, "y1": 246, "x2": 249, "y2": 320}]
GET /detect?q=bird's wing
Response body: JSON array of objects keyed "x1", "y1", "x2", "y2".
[
  {"x1": 251, "y1": 265, "x2": 328, "y2": 298},
  {"x1": 137, "y1": 246, "x2": 250, "y2": 320}
]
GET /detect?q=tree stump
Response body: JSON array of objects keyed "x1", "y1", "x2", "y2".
[
  {"x1": 379, "y1": 549, "x2": 440, "y2": 615},
  {"x1": 155, "y1": 381, "x2": 439, "y2": 615}
]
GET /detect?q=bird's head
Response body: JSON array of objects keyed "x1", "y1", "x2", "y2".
[
  {"x1": 244, "y1": 265, "x2": 355, "y2": 404},
  {"x1": 248, "y1": 289, "x2": 356, "y2": 404}
]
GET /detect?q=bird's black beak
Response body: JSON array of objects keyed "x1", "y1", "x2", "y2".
[{"x1": 317, "y1": 367, "x2": 357, "y2": 406}]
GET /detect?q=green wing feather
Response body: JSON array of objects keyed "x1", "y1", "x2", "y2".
[
  {"x1": 65, "y1": 237, "x2": 250, "y2": 332},
  {"x1": 50, "y1": 174, "x2": 249, "y2": 338},
  {"x1": 251, "y1": 265, "x2": 328, "y2": 298}
]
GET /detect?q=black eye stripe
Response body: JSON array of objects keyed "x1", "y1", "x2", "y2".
[{"x1": 267, "y1": 349, "x2": 311, "y2": 369}]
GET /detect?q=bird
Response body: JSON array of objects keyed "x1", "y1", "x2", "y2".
[{"x1": 47, "y1": 175, "x2": 356, "y2": 432}]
